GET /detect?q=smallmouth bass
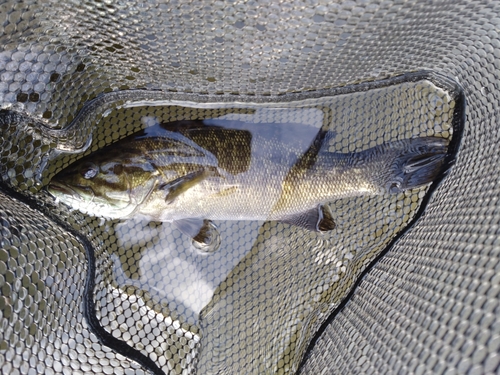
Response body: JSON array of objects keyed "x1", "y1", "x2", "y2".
[{"x1": 48, "y1": 119, "x2": 449, "y2": 246}]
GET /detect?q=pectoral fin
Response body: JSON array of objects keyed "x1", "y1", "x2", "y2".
[
  {"x1": 280, "y1": 204, "x2": 336, "y2": 232},
  {"x1": 159, "y1": 169, "x2": 210, "y2": 204},
  {"x1": 173, "y1": 218, "x2": 221, "y2": 253}
]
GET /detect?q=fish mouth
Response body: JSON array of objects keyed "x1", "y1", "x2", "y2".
[
  {"x1": 47, "y1": 181, "x2": 92, "y2": 201},
  {"x1": 47, "y1": 181, "x2": 75, "y2": 197}
]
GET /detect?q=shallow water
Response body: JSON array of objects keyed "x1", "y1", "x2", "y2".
[{"x1": 0, "y1": 72, "x2": 463, "y2": 374}]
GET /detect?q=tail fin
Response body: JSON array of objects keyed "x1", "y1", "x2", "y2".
[{"x1": 387, "y1": 137, "x2": 449, "y2": 193}]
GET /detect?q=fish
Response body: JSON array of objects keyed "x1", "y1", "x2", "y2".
[{"x1": 47, "y1": 119, "x2": 449, "y2": 247}]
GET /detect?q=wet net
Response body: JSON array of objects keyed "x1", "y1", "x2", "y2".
[{"x1": 0, "y1": 1, "x2": 499, "y2": 375}]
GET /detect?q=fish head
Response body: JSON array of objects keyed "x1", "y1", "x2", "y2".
[{"x1": 47, "y1": 149, "x2": 158, "y2": 219}]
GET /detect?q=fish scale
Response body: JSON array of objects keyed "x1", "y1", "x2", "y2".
[{"x1": 47, "y1": 119, "x2": 450, "y2": 247}]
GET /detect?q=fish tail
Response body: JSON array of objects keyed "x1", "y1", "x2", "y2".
[{"x1": 384, "y1": 137, "x2": 450, "y2": 193}]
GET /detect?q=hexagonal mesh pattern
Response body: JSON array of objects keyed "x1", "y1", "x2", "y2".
[
  {"x1": 299, "y1": 112, "x2": 500, "y2": 375},
  {"x1": 0, "y1": 188, "x2": 148, "y2": 375},
  {"x1": 0, "y1": 1, "x2": 499, "y2": 375},
  {"x1": 0, "y1": 72, "x2": 463, "y2": 374}
]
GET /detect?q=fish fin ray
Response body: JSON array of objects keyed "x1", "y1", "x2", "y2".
[
  {"x1": 389, "y1": 137, "x2": 449, "y2": 192},
  {"x1": 173, "y1": 219, "x2": 221, "y2": 252},
  {"x1": 192, "y1": 220, "x2": 218, "y2": 245},
  {"x1": 279, "y1": 204, "x2": 335, "y2": 232},
  {"x1": 173, "y1": 218, "x2": 205, "y2": 238},
  {"x1": 159, "y1": 169, "x2": 210, "y2": 203}
]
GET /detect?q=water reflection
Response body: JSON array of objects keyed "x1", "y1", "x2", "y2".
[
  {"x1": 107, "y1": 108, "x2": 325, "y2": 322},
  {"x1": 112, "y1": 219, "x2": 264, "y2": 323},
  {"x1": 47, "y1": 103, "x2": 450, "y2": 325},
  {"x1": 35, "y1": 76, "x2": 461, "y2": 374},
  {"x1": 48, "y1": 107, "x2": 447, "y2": 253}
]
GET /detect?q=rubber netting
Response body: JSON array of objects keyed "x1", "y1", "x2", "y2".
[{"x1": 0, "y1": 1, "x2": 498, "y2": 375}]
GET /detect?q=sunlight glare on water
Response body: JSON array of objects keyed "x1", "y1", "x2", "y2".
[{"x1": 0, "y1": 72, "x2": 463, "y2": 374}]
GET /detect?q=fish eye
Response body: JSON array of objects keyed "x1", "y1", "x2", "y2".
[{"x1": 81, "y1": 164, "x2": 98, "y2": 179}]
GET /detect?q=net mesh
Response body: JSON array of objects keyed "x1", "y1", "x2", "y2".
[{"x1": 0, "y1": 1, "x2": 499, "y2": 375}]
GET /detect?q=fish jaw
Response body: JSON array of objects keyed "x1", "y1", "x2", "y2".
[
  {"x1": 47, "y1": 180, "x2": 80, "y2": 201},
  {"x1": 47, "y1": 180, "x2": 141, "y2": 220},
  {"x1": 47, "y1": 180, "x2": 96, "y2": 208}
]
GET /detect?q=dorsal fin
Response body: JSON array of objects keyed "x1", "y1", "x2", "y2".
[{"x1": 160, "y1": 120, "x2": 253, "y2": 175}]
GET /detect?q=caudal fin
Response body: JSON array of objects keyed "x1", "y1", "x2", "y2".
[{"x1": 387, "y1": 137, "x2": 450, "y2": 193}]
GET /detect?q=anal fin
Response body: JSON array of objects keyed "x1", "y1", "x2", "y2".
[{"x1": 279, "y1": 204, "x2": 336, "y2": 232}]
